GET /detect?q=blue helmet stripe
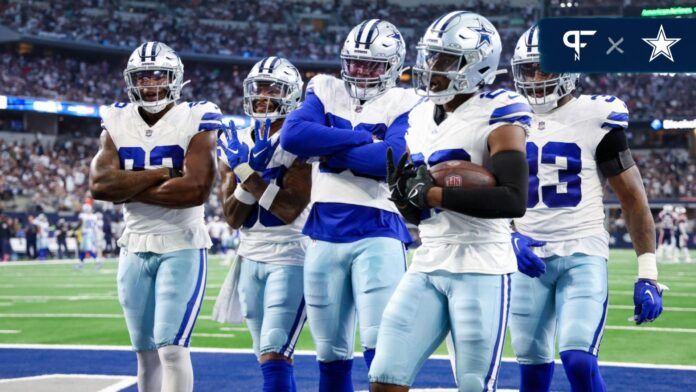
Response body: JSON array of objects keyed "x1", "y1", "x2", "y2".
[
  {"x1": 150, "y1": 41, "x2": 158, "y2": 61},
  {"x1": 140, "y1": 42, "x2": 148, "y2": 60},
  {"x1": 258, "y1": 57, "x2": 270, "y2": 72},
  {"x1": 437, "y1": 11, "x2": 468, "y2": 37},
  {"x1": 363, "y1": 19, "x2": 381, "y2": 49},
  {"x1": 268, "y1": 56, "x2": 280, "y2": 73},
  {"x1": 354, "y1": 20, "x2": 369, "y2": 48}
]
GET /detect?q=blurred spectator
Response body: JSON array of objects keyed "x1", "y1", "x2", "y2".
[
  {"x1": 25, "y1": 215, "x2": 37, "y2": 259},
  {"x1": 0, "y1": 215, "x2": 12, "y2": 261},
  {"x1": 56, "y1": 218, "x2": 70, "y2": 259}
]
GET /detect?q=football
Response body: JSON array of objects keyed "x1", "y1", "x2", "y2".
[{"x1": 429, "y1": 160, "x2": 497, "y2": 188}]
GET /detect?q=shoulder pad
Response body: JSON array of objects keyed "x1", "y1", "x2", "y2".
[
  {"x1": 189, "y1": 101, "x2": 225, "y2": 133},
  {"x1": 484, "y1": 89, "x2": 533, "y2": 129},
  {"x1": 587, "y1": 95, "x2": 629, "y2": 130}
]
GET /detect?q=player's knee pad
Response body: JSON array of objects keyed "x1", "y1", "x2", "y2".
[
  {"x1": 263, "y1": 328, "x2": 289, "y2": 352},
  {"x1": 360, "y1": 325, "x2": 379, "y2": 349},
  {"x1": 315, "y1": 344, "x2": 351, "y2": 363},
  {"x1": 457, "y1": 373, "x2": 484, "y2": 392}
]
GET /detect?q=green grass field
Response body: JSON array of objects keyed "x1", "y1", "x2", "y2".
[{"x1": 1, "y1": 249, "x2": 695, "y2": 366}]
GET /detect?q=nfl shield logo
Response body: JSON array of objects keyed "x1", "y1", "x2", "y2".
[
  {"x1": 445, "y1": 175, "x2": 462, "y2": 187},
  {"x1": 538, "y1": 121, "x2": 545, "y2": 130},
  {"x1": 355, "y1": 105, "x2": 363, "y2": 113},
  {"x1": 145, "y1": 129, "x2": 153, "y2": 137}
]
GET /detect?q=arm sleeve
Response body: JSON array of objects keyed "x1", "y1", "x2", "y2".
[
  {"x1": 324, "y1": 110, "x2": 409, "y2": 178},
  {"x1": 595, "y1": 128, "x2": 635, "y2": 178},
  {"x1": 279, "y1": 90, "x2": 373, "y2": 157},
  {"x1": 441, "y1": 150, "x2": 528, "y2": 218}
]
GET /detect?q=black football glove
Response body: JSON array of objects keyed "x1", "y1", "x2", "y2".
[
  {"x1": 386, "y1": 148, "x2": 416, "y2": 206},
  {"x1": 405, "y1": 165, "x2": 435, "y2": 209}
]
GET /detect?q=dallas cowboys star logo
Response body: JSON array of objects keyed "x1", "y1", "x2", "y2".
[
  {"x1": 642, "y1": 25, "x2": 681, "y2": 62},
  {"x1": 469, "y1": 21, "x2": 493, "y2": 49}
]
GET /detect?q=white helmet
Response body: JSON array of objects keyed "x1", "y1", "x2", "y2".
[
  {"x1": 243, "y1": 56, "x2": 303, "y2": 121},
  {"x1": 676, "y1": 206, "x2": 687, "y2": 214},
  {"x1": 341, "y1": 19, "x2": 406, "y2": 100},
  {"x1": 124, "y1": 42, "x2": 188, "y2": 113},
  {"x1": 663, "y1": 204, "x2": 674, "y2": 213},
  {"x1": 81, "y1": 204, "x2": 92, "y2": 213},
  {"x1": 413, "y1": 11, "x2": 501, "y2": 104},
  {"x1": 512, "y1": 26, "x2": 579, "y2": 113}
]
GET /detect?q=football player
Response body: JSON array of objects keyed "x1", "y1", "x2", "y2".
[
  {"x1": 675, "y1": 206, "x2": 691, "y2": 263},
  {"x1": 279, "y1": 20, "x2": 419, "y2": 391},
  {"x1": 215, "y1": 57, "x2": 311, "y2": 392},
  {"x1": 369, "y1": 12, "x2": 531, "y2": 391},
  {"x1": 75, "y1": 203, "x2": 99, "y2": 267},
  {"x1": 508, "y1": 26, "x2": 666, "y2": 392},
  {"x1": 657, "y1": 204, "x2": 677, "y2": 262},
  {"x1": 89, "y1": 41, "x2": 219, "y2": 392}
]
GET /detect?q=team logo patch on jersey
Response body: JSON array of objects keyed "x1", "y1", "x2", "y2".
[
  {"x1": 145, "y1": 129, "x2": 153, "y2": 137},
  {"x1": 538, "y1": 121, "x2": 545, "y2": 130},
  {"x1": 444, "y1": 174, "x2": 462, "y2": 187}
]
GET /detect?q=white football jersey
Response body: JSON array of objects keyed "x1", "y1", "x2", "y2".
[
  {"x1": 309, "y1": 74, "x2": 421, "y2": 213},
  {"x1": 220, "y1": 126, "x2": 308, "y2": 265},
  {"x1": 79, "y1": 212, "x2": 98, "y2": 239},
  {"x1": 100, "y1": 101, "x2": 220, "y2": 253},
  {"x1": 659, "y1": 211, "x2": 676, "y2": 231},
  {"x1": 407, "y1": 89, "x2": 532, "y2": 274},
  {"x1": 515, "y1": 95, "x2": 630, "y2": 259}
]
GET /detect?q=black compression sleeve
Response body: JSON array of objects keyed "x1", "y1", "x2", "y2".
[
  {"x1": 595, "y1": 129, "x2": 635, "y2": 177},
  {"x1": 441, "y1": 150, "x2": 528, "y2": 218}
]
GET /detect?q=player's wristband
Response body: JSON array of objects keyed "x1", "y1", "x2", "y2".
[
  {"x1": 233, "y1": 163, "x2": 255, "y2": 184},
  {"x1": 637, "y1": 253, "x2": 658, "y2": 281},
  {"x1": 233, "y1": 186, "x2": 256, "y2": 205},
  {"x1": 258, "y1": 183, "x2": 280, "y2": 210}
]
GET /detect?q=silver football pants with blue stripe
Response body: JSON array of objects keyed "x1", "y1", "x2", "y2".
[
  {"x1": 509, "y1": 254, "x2": 608, "y2": 364},
  {"x1": 117, "y1": 248, "x2": 207, "y2": 351},
  {"x1": 369, "y1": 271, "x2": 511, "y2": 391},
  {"x1": 304, "y1": 237, "x2": 407, "y2": 362},
  {"x1": 237, "y1": 257, "x2": 306, "y2": 359}
]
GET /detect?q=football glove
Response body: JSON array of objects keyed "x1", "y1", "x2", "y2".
[
  {"x1": 386, "y1": 148, "x2": 416, "y2": 205},
  {"x1": 248, "y1": 118, "x2": 278, "y2": 172},
  {"x1": 633, "y1": 280, "x2": 668, "y2": 325},
  {"x1": 217, "y1": 120, "x2": 250, "y2": 170},
  {"x1": 405, "y1": 165, "x2": 434, "y2": 209},
  {"x1": 511, "y1": 232, "x2": 547, "y2": 278}
]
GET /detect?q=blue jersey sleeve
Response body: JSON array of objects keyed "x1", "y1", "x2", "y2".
[
  {"x1": 323, "y1": 110, "x2": 409, "y2": 178},
  {"x1": 280, "y1": 91, "x2": 373, "y2": 157}
]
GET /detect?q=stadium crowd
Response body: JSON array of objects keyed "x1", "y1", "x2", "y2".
[
  {"x1": 0, "y1": 0, "x2": 531, "y2": 62},
  {"x1": 3, "y1": 47, "x2": 696, "y2": 120}
]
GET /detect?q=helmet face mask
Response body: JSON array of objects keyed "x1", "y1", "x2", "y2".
[
  {"x1": 124, "y1": 42, "x2": 186, "y2": 114},
  {"x1": 413, "y1": 45, "x2": 483, "y2": 104},
  {"x1": 340, "y1": 19, "x2": 406, "y2": 101},
  {"x1": 243, "y1": 57, "x2": 303, "y2": 121},
  {"x1": 512, "y1": 26, "x2": 578, "y2": 113}
]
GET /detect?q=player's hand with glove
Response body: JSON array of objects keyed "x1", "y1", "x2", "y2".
[
  {"x1": 386, "y1": 148, "x2": 416, "y2": 206},
  {"x1": 633, "y1": 279, "x2": 668, "y2": 325},
  {"x1": 217, "y1": 120, "x2": 255, "y2": 184},
  {"x1": 633, "y1": 253, "x2": 668, "y2": 325},
  {"x1": 511, "y1": 232, "x2": 547, "y2": 278},
  {"x1": 217, "y1": 120, "x2": 249, "y2": 169},
  {"x1": 248, "y1": 118, "x2": 278, "y2": 172},
  {"x1": 405, "y1": 165, "x2": 435, "y2": 209}
]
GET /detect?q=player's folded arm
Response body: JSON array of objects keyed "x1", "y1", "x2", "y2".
[
  {"x1": 88, "y1": 130, "x2": 170, "y2": 203},
  {"x1": 131, "y1": 131, "x2": 217, "y2": 208},
  {"x1": 279, "y1": 90, "x2": 373, "y2": 157},
  {"x1": 324, "y1": 110, "x2": 410, "y2": 178},
  {"x1": 241, "y1": 158, "x2": 312, "y2": 224},
  {"x1": 439, "y1": 124, "x2": 528, "y2": 218},
  {"x1": 218, "y1": 161, "x2": 256, "y2": 229}
]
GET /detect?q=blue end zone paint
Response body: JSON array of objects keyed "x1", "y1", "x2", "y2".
[{"x1": 1, "y1": 348, "x2": 695, "y2": 391}]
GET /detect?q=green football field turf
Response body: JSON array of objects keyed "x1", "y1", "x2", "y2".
[{"x1": 0, "y1": 249, "x2": 695, "y2": 366}]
